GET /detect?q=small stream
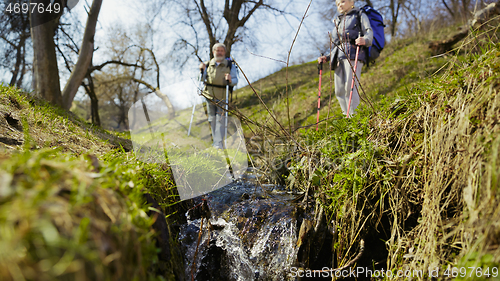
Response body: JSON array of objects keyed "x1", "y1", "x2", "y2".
[
  {"x1": 178, "y1": 168, "x2": 333, "y2": 281},
  {"x1": 128, "y1": 95, "x2": 354, "y2": 279}
]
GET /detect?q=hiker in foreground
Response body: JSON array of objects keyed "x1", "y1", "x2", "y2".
[
  {"x1": 319, "y1": 0, "x2": 373, "y2": 117},
  {"x1": 199, "y1": 43, "x2": 238, "y2": 149}
]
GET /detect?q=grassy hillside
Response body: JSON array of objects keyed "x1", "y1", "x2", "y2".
[
  {"x1": 232, "y1": 27, "x2": 450, "y2": 134},
  {"x1": 234, "y1": 22, "x2": 500, "y2": 278}
]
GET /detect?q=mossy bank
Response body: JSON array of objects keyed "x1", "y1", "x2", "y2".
[{"x1": 0, "y1": 85, "x2": 185, "y2": 280}]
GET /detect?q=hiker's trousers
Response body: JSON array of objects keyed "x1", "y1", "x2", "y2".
[
  {"x1": 335, "y1": 59, "x2": 364, "y2": 117},
  {"x1": 206, "y1": 98, "x2": 226, "y2": 149}
]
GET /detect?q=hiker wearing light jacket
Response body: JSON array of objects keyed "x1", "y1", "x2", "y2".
[
  {"x1": 319, "y1": 0, "x2": 373, "y2": 117},
  {"x1": 199, "y1": 43, "x2": 238, "y2": 149}
]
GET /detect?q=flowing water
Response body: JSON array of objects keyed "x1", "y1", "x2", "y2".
[{"x1": 179, "y1": 168, "x2": 318, "y2": 281}]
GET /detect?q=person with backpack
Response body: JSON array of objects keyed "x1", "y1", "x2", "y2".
[
  {"x1": 318, "y1": 0, "x2": 373, "y2": 117},
  {"x1": 199, "y1": 43, "x2": 238, "y2": 149}
]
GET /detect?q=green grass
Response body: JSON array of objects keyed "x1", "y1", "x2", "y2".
[
  {"x1": 233, "y1": 19, "x2": 500, "y2": 277},
  {"x1": 0, "y1": 84, "x2": 184, "y2": 280},
  {"x1": 233, "y1": 31, "x2": 448, "y2": 137}
]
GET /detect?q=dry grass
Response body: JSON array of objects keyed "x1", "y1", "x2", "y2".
[
  {"x1": 364, "y1": 25, "x2": 500, "y2": 276},
  {"x1": 280, "y1": 19, "x2": 500, "y2": 278}
]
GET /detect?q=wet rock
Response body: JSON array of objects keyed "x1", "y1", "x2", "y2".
[
  {"x1": 196, "y1": 240, "x2": 231, "y2": 281},
  {"x1": 297, "y1": 219, "x2": 313, "y2": 267},
  {"x1": 179, "y1": 168, "x2": 336, "y2": 280}
]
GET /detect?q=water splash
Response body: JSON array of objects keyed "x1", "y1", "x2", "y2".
[{"x1": 179, "y1": 171, "x2": 305, "y2": 281}]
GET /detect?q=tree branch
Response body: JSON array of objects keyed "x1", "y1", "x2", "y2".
[
  {"x1": 132, "y1": 77, "x2": 175, "y2": 118},
  {"x1": 196, "y1": 0, "x2": 216, "y2": 48},
  {"x1": 442, "y1": 0, "x2": 455, "y2": 18},
  {"x1": 239, "y1": 0, "x2": 263, "y2": 28},
  {"x1": 247, "y1": 0, "x2": 285, "y2": 15},
  {"x1": 0, "y1": 34, "x2": 17, "y2": 48},
  {"x1": 59, "y1": 25, "x2": 81, "y2": 53},
  {"x1": 90, "y1": 60, "x2": 147, "y2": 72}
]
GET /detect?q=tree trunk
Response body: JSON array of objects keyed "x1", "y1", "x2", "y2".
[
  {"x1": 199, "y1": 0, "x2": 217, "y2": 59},
  {"x1": 16, "y1": 43, "x2": 27, "y2": 88},
  {"x1": 9, "y1": 37, "x2": 24, "y2": 86},
  {"x1": 462, "y1": 0, "x2": 470, "y2": 20},
  {"x1": 30, "y1": 0, "x2": 102, "y2": 109},
  {"x1": 83, "y1": 72, "x2": 101, "y2": 126},
  {"x1": 89, "y1": 91, "x2": 100, "y2": 127},
  {"x1": 442, "y1": 0, "x2": 456, "y2": 19},
  {"x1": 62, "y1": 0, "x2": 103, "y2": 110},
  {"x1": 31, "y1": 18, "x2": 63, "y2": 107},
  {"x1": 390, "y1": 0, "x2": 401, "y2": 37},
  {"x1": 224, "y1": 27, "x2": 237, "y2": 58},
  {"x1": 222, "y1": 0, "x2": 262, "y2": 58}
]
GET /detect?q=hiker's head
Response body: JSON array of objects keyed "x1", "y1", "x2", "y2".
[
  {"x1": 336, "y1": 0, "x2": 354, "y2": 14},
  {"x1": 212, "y1": 43, "x2": 226, "y2": 62}
]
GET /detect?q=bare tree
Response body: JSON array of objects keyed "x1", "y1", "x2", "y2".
[
  {"x1": 0, "y1": 0, "x2": 31, "y2": 87},
  {"x1": 56, "y1": 21, "x2": 151, "y2": 126},
  {"x1": 31, "y1": 0, "x2": 102, "y2": 109},
  {"x1": 150, "y1": 0, "x2": 291, "y2": 65},
  {"x1": 441, "y1": 0, "x2": 475, "y2": 21},
  {"x1": 401, "y1": 0, "x2": 423, "y2": 35},
  {"x1": 70, "y1": 24, "x2": 176, "y2": 129},
  {"x1": 131, "y1": 47, "x2": 175, "y2": 119},
  {"x1": 95, "y1": 76, "x2": 137, "y2": 130},
  {"x1": 388, "y1": 0, "x2": 403, "y2": 36},
  {"x1": 103, "y1": 24, "x2": 176, "y2": 119}
]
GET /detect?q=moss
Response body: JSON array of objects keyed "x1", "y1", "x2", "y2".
[{"x1": 0, "y1": 85, "x2": 183, "y2": 280}]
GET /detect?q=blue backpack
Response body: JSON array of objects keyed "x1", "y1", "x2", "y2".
[{"x1": 358, "y1": 5, "x2": 385, "y2": 65}]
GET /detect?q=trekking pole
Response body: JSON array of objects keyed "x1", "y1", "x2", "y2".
[
  {"x1": 316, "y1": 53, "x2": 324, "y2": 131},
  {"x1": 347, "y1": 32, "x2": 361, "y2": 118},
  {"x1": 188, "y1": 69, "x2": 204, "y2": 136},
  {"x1": 223, "y1": 78, "x2": 235, "y2": 181},
  {"x1": 225, "y1": 78, "x2": 229, "y2": 147}
]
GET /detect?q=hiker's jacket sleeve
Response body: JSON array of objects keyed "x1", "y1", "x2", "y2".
[
  {"x1": 360, "y1": 13, "x2": 373, "y2": 48},
  {"x1": 328, "y1": 28, "x2": 340, "y2": 69}
]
